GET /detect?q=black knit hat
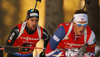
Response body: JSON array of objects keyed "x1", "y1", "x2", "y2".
[{"x1": 26, "y1": 9, "x2": 39, "y2": 19}]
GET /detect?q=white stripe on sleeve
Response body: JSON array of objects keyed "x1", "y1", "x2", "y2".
[{"x1": 87, "y1": 31, "x2": 96, "y2": 45}]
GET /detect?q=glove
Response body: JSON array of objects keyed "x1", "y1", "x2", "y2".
[
  {"x1": 19, "y1": 43, "x2": 30, "y2": 52},
  {"x1": 70, "y1": 52, "x2": 79, "y2": 57},
  {"x1": 39, "y1": 52, "x2": 46, "y2": 57},
  {"x1": 65, "y1": 50, "x2": 79, "y2": 57},
  {"x1": 83, "y1": 52, "x2": 95, "y2": 57}
]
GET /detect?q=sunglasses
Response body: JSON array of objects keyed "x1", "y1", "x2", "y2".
[{"x1": 75, "y1": 22, "x2": 88, "y2": 27}]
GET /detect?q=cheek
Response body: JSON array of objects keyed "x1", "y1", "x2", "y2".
[
  {"x1": 36, "y1": 21, "x2": 38, "y2": 24},
  {"x1": 28, "y1": 22, "x2": 32, "y2": 27},
  {"x1": 74, "y1": 25, "x2": 79, "y2": 29},
  {"x1": 75, "y1": 26, "x2": 81, "y2": 32},
  {"x1": 29, "y1": 22, "x2": 33, "y2": 26}
]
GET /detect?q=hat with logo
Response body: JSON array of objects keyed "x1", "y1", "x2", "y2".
[
  {"x1": 73, "y1": 13, "x2": 88, "y2": 22},
  {"x1": 26, "y1": 9, "x2": 39, "y2": 19}
]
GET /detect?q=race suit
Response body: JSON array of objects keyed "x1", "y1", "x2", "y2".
[
  {"x1": 45, "y1": 23, "x2": 96, "y2": 57},
  {"x1": 5, "y1": 23, "x2": 50, "y2": 57}
]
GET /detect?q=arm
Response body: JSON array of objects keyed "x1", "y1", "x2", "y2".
[
  {"x1": 39, "y1": 29, "x2": 50, "y2": 57},
  {"x1": 4, "y1": 26, "x2": 20, "y2": 53},
  {"x1": 45, "y1": 26, "x2": 66, "y2": 57},
  {"x1": 86, "y1": 31, "x2": 96, "y2": 52},
  {"x1": 42, "y1": 29, "x2": 50, "y2": 49},
  {"x1": 84, "y1": 31, "x2": 96, "y2": 57}
]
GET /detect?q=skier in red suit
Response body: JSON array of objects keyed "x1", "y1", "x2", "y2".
[
  {"x1": 45, "y1": 9, "x2": 96, "y2": 57},
  {"x1": 5, "y1": 9, "x2": 50, "y2": 57}
]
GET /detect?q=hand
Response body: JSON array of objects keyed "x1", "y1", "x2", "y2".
[
  {"x1": 65, "y1": 51, "x2": 79, "y2": 57},
  {"x1": 65, "y1": 48, "x2": 79, "y2": 57},
  {"x1": 83, "y1": 52, "x2": 95, "y2": 57},
  {"x1": 19, "y1": 43, "x2": 30, "y2": 52},
  {"x1": 70, "y1": 52, "x2": 79, "y2": 57}
]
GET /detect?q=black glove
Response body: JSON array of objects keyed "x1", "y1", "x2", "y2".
[
  {"x1": 39, "y1": 52, "x2": 46, "y2": 57},
  {"x1": 19, "y1": 43, "x2": 30, "y2": 52}
]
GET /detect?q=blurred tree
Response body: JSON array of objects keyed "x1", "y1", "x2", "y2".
[
  {"x1": 86, "y1": 0, "x2": 99, "y2": 56},
  {"x1": 0, "y1": 0, "x2": 20, "y2": 45},
  {"x1": 45, "y1": 0, "x2": 63, "y2": 37},
  {"x1": 0, "y1": 0, "x2": 20, "y2": 57},
  {"x1": 0, "y1": 0, "x2": 3, "y2": 57},
  {"x1": 0, "y1": 0, "x2": 2, "y2": 45}
]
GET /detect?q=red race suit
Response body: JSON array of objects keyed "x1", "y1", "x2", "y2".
[{"x1": 45, "y1": 23, "x2": 96, "y2": 57}]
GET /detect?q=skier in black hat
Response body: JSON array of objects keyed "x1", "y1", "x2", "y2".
[{"x1": 5, "y1": 9, "x2": 50, "y2": 57}]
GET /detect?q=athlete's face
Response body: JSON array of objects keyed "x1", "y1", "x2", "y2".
[
  {"x1": 73, "y1": 21, "x2": 88, "y2": 35},
  {"x1": 26, "y1": 18, "x2": 39, "y2": 30}
]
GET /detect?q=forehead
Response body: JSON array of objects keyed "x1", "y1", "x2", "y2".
[{"x1": 29, "y1": 18, "x2": 38, "y2": 20}]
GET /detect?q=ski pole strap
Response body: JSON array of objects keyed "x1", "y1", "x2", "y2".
[
  {"x1": 37, "y1": 24, "x2": 41, "y2": 40},
  {"x1": 63, "y1": 22, "x2": 73, "y2": 40},
  {"x1": 17, "y1": 22, "x2": 26, "y2": 39},
  {"x1": 84, "y1": 28, "x2": 87, "y2": 44}
]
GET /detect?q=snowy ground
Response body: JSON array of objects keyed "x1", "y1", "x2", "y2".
[
  {"x1": 95, "y1": 45, "x2": 100, "y2": 53},
  {"x1": 95, "y1": 45, "x2": 100, "y2": 57}
]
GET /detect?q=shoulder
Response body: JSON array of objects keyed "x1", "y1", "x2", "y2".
[
  {"x1": 42, "y1": 28, "x2": 49, "y2": 36},
  {"x1": 52, "y1": 25, "x2": 66, "y2": 40},
  {"x1": 86, "y1": 26, "x2": 92, "y2": 38},
  {"x1": 87, "y1": 31, "x2": 96, "y2": 45},
  {"x1": 16, "y1": 23, "x2": 22, "y2": 28},
  {"x1": 11, "y1": 24, "x2": 21, "y2": 34},
  {"x1": 89, "y1": 31, "x2": 95, "y2": 41},
  {"x1": 86, "y1": 26, "x2": 95, "y2": 44},
  {"x1": 11, "y1": 26, "x2": 19, "y2": 34},
  {"x1": 39, "y1": 26, "x2": 48, "y2": 33},
  {"x1": 41, "y1": 28, "x2": 50, "y2": 40},
  {"x1": 57, "y1": 22, "x2": 70, "y2": 30},
  {"x1": 58, "y1": 22, "x2": 70, "y2": 27},
  {"x1": 42, "y1": 28, "x2": 47, "y2": 32}
]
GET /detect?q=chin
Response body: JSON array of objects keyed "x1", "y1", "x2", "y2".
[
  {"x1": 77, "y1": 33, "x2": 83, "y2": 35},
  {"x1": 79, "y1": 34, "x2": 83, "y2": 35},
  {"x1": 79, "y1": 33, "x2": 83, "y2": 35},
  {"x1": 31, "y1": 29, "x2": 35, "y2": 31}
]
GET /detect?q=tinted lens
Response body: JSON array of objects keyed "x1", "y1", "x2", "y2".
[
  {"x1": 83, "y1": 24, "x2": 87, "y2": 27},
  {"x1": 77, "y1": 24, "x2": 82, "y2": 27}
]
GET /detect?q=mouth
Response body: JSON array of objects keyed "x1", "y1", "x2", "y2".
[
  {"x1": 80, "y1": 31, "x2": 84, "y2": 34},
  {"x1": 31, "y1": 25, "x2": 36, "y2": 28},
  {"x1": 32, "y1": 25, "x2": 36, "y2": 28}
]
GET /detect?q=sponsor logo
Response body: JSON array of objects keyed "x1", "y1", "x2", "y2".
[
  {"x1": 53, "y1": 35, "x2": 60, "y2": 42},
  {"x1": 14, "y1": 29, "x2": 19, "y2": 34},
  {"x1": 21, "y1": 37, "x2": 39, "y2": 41},
  {"x1": 8, "y1": 32, "x2": 15, "y2": 42},
  {"x1": 64, "y1": 42, "x2": 84, "y2": 47},
  {"x1": 9, "y1": 32, "x2": 15, "y2": 40},
  {"x1": 22, "y1": 41, "x2": 35, "y2": 44},
  {"x1": 30, "y1": 13, "x2": 38, "y2": 17},
  {"x1": 81, "y1": 18, "x2": 84, "y2": 20}
]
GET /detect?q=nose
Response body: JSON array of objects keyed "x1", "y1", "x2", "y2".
[
  {"x1": 80, "y1": 26, "x2": 84, "y2": 30},
  {"x1": 33, "y1": 21, "x2": 37, "y2": 25}
]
